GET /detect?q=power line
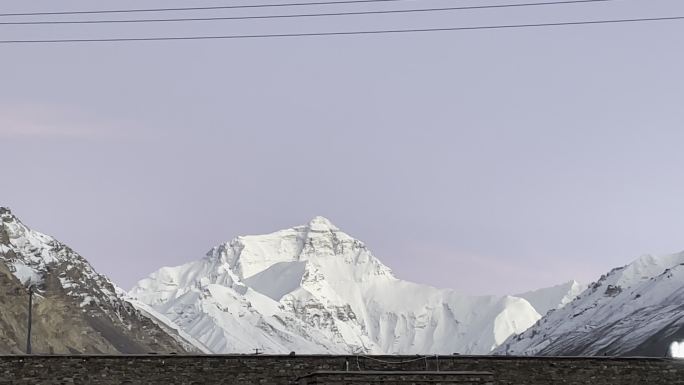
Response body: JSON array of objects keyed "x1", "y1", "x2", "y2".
[
  {"x1": 0, "y1": 0, "x2": 421, "y2": 17},
  {"x1": 1, "y1": 15, "x2": 682, "y2": 44},
  {"x1": 0, "y1": 0, "x2": 618, "y2": 26}
]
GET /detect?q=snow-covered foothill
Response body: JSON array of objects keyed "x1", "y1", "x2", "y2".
[{"x1": 495, "y1": 251, "x2": 684, "y2": 357}]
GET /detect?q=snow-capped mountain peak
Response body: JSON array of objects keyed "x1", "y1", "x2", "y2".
[
  {"x1": 130, "y1": 217, "x2": 577, "y2": 355},
  {"x1": 206, "y1": 216, "x2": 393, "y2": 285},
  {"x1": 306, "y1": 216, "x2": 339, "y2": 232}
]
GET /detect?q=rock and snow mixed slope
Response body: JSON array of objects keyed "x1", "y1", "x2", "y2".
[
  {"x1": 495, "y1": 252, "x2": 684, "y2": 357},
  {"x1": 0, "y1": 207, "x2": 204, "y2": 354},
  {"x1": 131, "y1": 216, "x2": 577, "y2": 354}
]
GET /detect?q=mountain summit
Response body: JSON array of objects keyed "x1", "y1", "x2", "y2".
[
  {"x1": 130, "y1": 217, "x2": 576, "y2": 354},
  {"x1": 306, "y1": 216, "x2": 339, "y2": 231}
]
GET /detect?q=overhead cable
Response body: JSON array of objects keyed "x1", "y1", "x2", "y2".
[
  {"x1": 1, "y1": 15, "x2": 682, "y2": 44},
  {"x1": 0, "y1": 0, "x2": 434, "y2": 17},
  {"x1": 0, "y1": 0, "x2": 618, "y2": 25}
]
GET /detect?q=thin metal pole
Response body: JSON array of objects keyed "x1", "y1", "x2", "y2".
[{"x1": 26, "y1": 285, "x2": 33, "y2": 354}]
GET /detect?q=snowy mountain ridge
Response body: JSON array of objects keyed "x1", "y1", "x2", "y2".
[
  {"x1": 0, "y1": 207, "x2": 205, "y2": 354},
  {"x1": 516, "y1": 280, "x2": 587, "y2": 317},
  {"x1": 130, "y1": 216, "x2": 580, "y2": 354},
  {"x1": 494, "y1": 251, "x2": 684, "y2": 357}
]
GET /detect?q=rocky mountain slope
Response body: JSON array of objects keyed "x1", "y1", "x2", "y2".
[
  {"x1": 0, "y1": 207, "x2": 204, "y2": 354},
  {"x1": 130, "y1": 216, "x2": 579, "y2": 354},
  {"x1": 494, "y1": 252, "x2": 684, "y2": 357}
]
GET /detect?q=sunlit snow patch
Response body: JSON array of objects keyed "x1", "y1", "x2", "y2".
[
  {"x1": 671, "y1": 341, "x2": 684, "y2": 358},
  {"x1": 11, "y1": 261, "x2": 42, "y2": 285}
]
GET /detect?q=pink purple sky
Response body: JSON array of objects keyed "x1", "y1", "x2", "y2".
[{"x1": 2, "y1": 0, "x2": 684, "y2": 294}]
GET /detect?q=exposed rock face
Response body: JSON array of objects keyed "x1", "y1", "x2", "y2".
[
  {"x1": 130, "y1": 216, "x2": 554, "y2": 354},
  {"x1": 0, "y1": 207, "x2": 200, "y2": 354},
  {"x1": 494, "y1": 252, "x2": 684, "y2": 357},
  {"x1": 0, "y1": 260, "x2": 28, "y2": 353}
]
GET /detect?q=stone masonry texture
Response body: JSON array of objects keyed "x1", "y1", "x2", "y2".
[
  {"x1": 297, "y1": 370, "x2": 495, "y2": 385},
  {"x1": 0, "y1": 355, "x2": 682, "y2": 385}
]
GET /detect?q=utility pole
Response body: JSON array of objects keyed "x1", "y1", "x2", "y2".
[{"x1": 26, "y1": 284, "x2": 33, "y2": 354}]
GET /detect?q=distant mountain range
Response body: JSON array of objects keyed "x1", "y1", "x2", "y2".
[{"x1": 2, "y1": 206, "x2": 681, "y2": 356}]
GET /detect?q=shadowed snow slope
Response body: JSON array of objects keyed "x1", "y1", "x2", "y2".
[
  {"x1": 130, "y1": 216, "x2": 577, "y2": 354},
  {"x1": 495, "y1": 252, "x2": 684, "y2": 357}
]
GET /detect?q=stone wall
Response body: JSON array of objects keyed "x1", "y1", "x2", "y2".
[
  {"x1": 297, "y1": 370, "x2": 494, "y2": 384},
  {"x1": 0, "y1": 354, "x2": 682, "y2": 385}
]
